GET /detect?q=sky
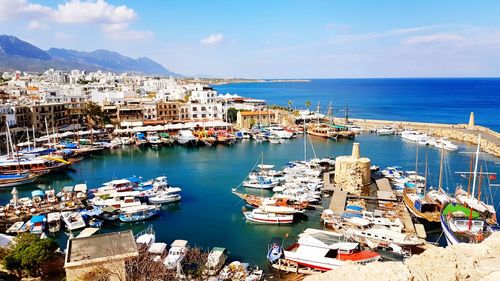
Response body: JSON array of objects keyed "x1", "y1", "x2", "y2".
[{"x1": 1, "y1": 0, "x2": 500, "y2": 78}]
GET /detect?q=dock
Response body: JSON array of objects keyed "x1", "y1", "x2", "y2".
[{"x1": 328, "y1": 190, "x2": 347, "y2": 214}]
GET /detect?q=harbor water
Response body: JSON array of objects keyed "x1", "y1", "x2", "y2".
[{"x1": 1, "y1": 134, "x2": 499, "y2": 269}]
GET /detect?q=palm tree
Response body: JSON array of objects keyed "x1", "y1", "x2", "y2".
[
  {"x1": 305, "y1": 100, "x2": 311, "y2": 111},
  {"x1": 287, "y1": 99, "x2": 293, "y2": 110}
]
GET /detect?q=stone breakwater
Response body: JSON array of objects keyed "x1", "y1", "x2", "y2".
[
  {"x1": 304, "y1": 232, "x2": 500, "y2": 281},
  {"x1": 338, "y1": 118, "x2": 500, "y2": 157}
]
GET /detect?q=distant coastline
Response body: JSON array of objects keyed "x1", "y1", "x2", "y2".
[{"x1": 210, "y1": 79, "x2": 311, "y2": 85}]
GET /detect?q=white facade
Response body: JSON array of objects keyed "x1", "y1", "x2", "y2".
[{"x1": 188, "y1": 86, "x2": 224, "y2": 121}]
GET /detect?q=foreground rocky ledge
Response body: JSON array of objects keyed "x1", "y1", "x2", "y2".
[{"x1": 304, "y1": 233, "x2": 500, "y2": 281}]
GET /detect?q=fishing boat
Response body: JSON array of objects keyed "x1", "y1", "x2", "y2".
[
  {"x1": 243, "y1": 208, "x2": 294, "y2": 224},
  {"x1": 175, "y1": 130, "x2": 197, "y2": 145},
  {"x1": 135, "y1": 132, "x2": 148, "y2": 146},
  {"x1": 148, "y1": 187, "x2": 182, "y2": 204},
  {"x1": 306, "y1": 124, "x2": 336, "y2": 139},
  {"x1": 164, "y1": 239, "x2": 189, "y2": 269},
  {"x1": 29, "y1": 215, "x2": 46, "y2": 234},
  {"x1": 277, "y1": 228, "x2": 380, "y2": 272},
  {"x1": 267, "y1": 237, "x2": 284, "y2": 264},
  {"x1": 61, "y1": 211, "x2": 86, "y2": 231},
  {"x1": 47, "y1": 212, "x2": 61, "y2": 232},
  {"x1": 146, "y1": 132, "x2": 162, "y2": 147},
  {"x1": 119, "y1": 205, "x2": 158, "y2": 222},
  {"x1": 440, "y1": 202, "x2": 493, "y2": 245},
  {"x1": 205, "y1": 247, "x2": 228, "y2": 276},
  {"x1": 101, "y1": 206, "x2": 120, "y2": 221},
  {"x1": 159, "y1": 132, "x2": 174, "y2": 145},
  {"x1": 0, "y1": 172, "x2": 39, "y2": 188},
  {"x1": 402, "y1": 188, "x2": 441, "y2": 222}
]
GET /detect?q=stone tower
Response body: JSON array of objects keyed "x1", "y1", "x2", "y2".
[
  {"x1": 468, "y1": 112, "x2": 475, "y2": 128},
  {"x1": 334, "y1": 143, "x2": 371, "y2": 195}
]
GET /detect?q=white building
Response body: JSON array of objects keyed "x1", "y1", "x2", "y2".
[{"x1": 188, "y1": 85, "x2": 224, "y2": 121}]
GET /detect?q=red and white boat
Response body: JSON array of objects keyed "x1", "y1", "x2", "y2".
[
  {"x1": 280, "y1": 228, "x2": 380, "y2": 271},
  {"x1": 243, "y1": 208, "x2": 294, "y2": 224}
]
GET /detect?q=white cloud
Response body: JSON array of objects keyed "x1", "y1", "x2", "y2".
[
  {"x1": 0, "y1": 0, "x2": 151, "y2": 41},
  {"x1": 201, "y1": 33, "x2": 224, "y2": 45},
  {"x1": 27, "y1": 20, "x2": 48, "y2": 30},
  {"x1": 402, "y1": 33, "x2": 465, "y2": 45}
]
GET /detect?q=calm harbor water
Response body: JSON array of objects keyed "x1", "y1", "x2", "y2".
[
  {"x1": 214, "y1": 78, "x2": 500, "y2": 131},
  {"x1": 1, "y1": 134, "x2": 499, "y2": 270}
]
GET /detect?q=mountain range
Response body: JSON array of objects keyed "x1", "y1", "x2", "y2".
[{"x1": 0, "y1": 35, "x2": 179, "y2": 76}]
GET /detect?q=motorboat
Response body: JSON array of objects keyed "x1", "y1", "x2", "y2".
[
  {"x1": 267, "y1": 237, "x2": 284, "y2": 264},
  {"x1": 119, "y1": 205, "x2": 158, "y2": 222},
  {"x1": 0, "y1": 172, "x2": 39, "y2": 188},
  {"x1": 164, "y1": 239, "x2": 189, "y2": 269},
  {"x1": 401, "y1": 130, "x2": 427, "y2": 142},
  {"x1": 376, "y1": 126, "x2": 395, "y2": 135},
  {"x1": 102, "y1": 206, "x2": 120, "y2": 221},
  {"x1": 6, "y1": 221, "x2": 25, "y2": 234},
  {"x1": 95, "y1": 178, "x2": 137, "y2": 193},
  {"x1": 135, "y1": 132, "x2": 148, "y2": 146},
  {"x1": 61, "y1": 211, "x2": 86, "y2": 231},
  {"x1": 269, "y1": 126, "x2": 294, "y2": 139},
  {"x1": 148, "y1": 188, "x2": 182, "y2": 204},
  {"x1": 205, "y1": 247, "x2": 228, "y2": 276},
  {"x1": 242, "y1": 176, "x2": 279, "y2": 189},
  {"x1": 147, "y1": 132, "x2": 162, "y2": 147},
  {"x1": 29, "y1": 215, "x2": 46, "y2": 234},
  {"x1": 47, "y1": 212, "x2": 61, "y2": 232},
  {"x1": 136, "y1": 225, "x2": 156, "y2": 248},
  {"x1": 277, "y1": 228, "x2": 380, "y2": 271},
  {"x1": 243, "y1": 208, "x2": 294, "y2": 224},
  {"x1": 175, "y1": 130, "x2": 197, "y2": 145}
]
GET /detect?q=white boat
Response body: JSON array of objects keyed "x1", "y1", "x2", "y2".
[
  {"x1": 164, "y1": 239, "x2": 189, "y2": 269},
  {"x1": 119, "y1": 137, "x2": 134, "y2": 145},
  {"x1": 61, "y1": 211, "x2": 86, "y2": 231},
  {"x1": 148, "y1": 189, "x2": 182, "y2": 204},
  {"x1": 441, "y1": 202, "x2": 493, "y2": 245},
  {"x1": 205, "y1": 247, "x2": 228, "y2": 276},
  {"x1": 47, "y1": 212, "x2": 61, "y2": 232},
  {"x1": 280, "y1": 228, "x2": 380, "y2": 271},
  {"x1": 344, "y1": 217, "x2": 423, "y2": 246},
  {"x1": 243, "y1": 176, "x2": 279, "y2": 189},
  {"x1": 147, "y1": 132, "x2": 162, "y2": 146},
  {"x1": 401, "y1": 130, "x2": 427, "y2": 142},
  {"x1": 269, "y1": 126, "x2": 294, "y2": 139},
  {"x1": 376, "y1": 126, "x2": 395, "y2": 135},
  {"x1": 136, "y1": 225, "x2": 156, "y2": 248},
  {"x1": 434, "y1": 138, "x2": 458, "y2": 151},
  {"x1": 243, "y1": 208, "x2": 294, "y2": 224},
  {"x1": 6, "y1": 221, "x2": 24, "y2": 234},
  {"x1": 176, "y1": 130, "x2": 197, "y2": 145},
  {"x1": 119, "y1": 205, "x2": 158, "y2": 222}
]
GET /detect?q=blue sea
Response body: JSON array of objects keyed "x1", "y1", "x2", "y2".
[{"x1": 214, "y1": 78, "x2": 500, "y2": 131}]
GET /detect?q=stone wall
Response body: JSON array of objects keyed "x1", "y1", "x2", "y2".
[
  {"x1": 431, "y1": 128, "x2": 500, "y2": 157},
  {"x1": 334, "y1": 156, "x2": 371, "y2": 195}
]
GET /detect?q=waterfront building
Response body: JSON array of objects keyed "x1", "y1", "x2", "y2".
[
  {"x1": 29, "y1": 103, "x2": 69, "y2": 131},
  {"x1": 64, "y1": 230, "x2": 138, "y2": 281},
  {"x1": 118, "y1": 102, "x2": 144, "y2": 127},
  {"x1": 236, "y1": 110, "x2": 276, "y2": 129},
  {"x1": 189, "y1": 85, "x2": 225, "y2": 122}
]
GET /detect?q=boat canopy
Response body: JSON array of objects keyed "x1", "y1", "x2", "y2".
[
  {"x1": 346, "y1": 205, "x2": 363, "y2": 212},
  {"x1": 31, "y1": 190, "x2": 45, "y2": 198},
  {"x1": 171, "y1": 239, "x2": 188, "y2": 248},
  {"x1": 148, "y1": 242, "x2": 168, "y2": 254},
  {"x1": 30, "y1": 215, "x2": 46, "y2": 223}
]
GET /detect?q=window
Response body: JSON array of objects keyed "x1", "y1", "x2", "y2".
[{"x1": 324, "y1": 249, "x2": 338, "y2": 258}]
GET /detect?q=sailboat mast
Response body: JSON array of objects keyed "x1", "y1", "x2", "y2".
[
  {"x1": 423, "y1": 149, "x2": 428, "y2": 194},
  {"x1": 32, "y1": 126, "x2": 36, "y2": 149},
  {"x1": 467, "y1": 155, "x2": 473, "y2": 195},
  {"x1": 471, "y1": 134, "x2": 481, "y2": 198},
  {"x1": 44, "y1": 118, "x2": 51, "y2": 149},
  {"x1": 26, "y1": 127, "x2": 31, "y2": 150},
  {"x1": 414, "y1": 143, "x2": 419, "y2": 182},
  {"x1": 438, "y1": 145, "x2": 445, "y2": 191},
  {"x1": 303, "y1": 120, "x2": 307, "y2": 162}
]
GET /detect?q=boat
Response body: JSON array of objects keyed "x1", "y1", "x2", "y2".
[
  {"x1": 434, "y1": 138, "x2": 458, "y2": 151},
  {"x1": 148, "y1": 188, "x2": 182, "y2": 204},
  {"x1": 0, "y1": 156, "x2": 70, "y2": 175},
  {"x1": 175, "y1": 130, "x2": 197, "y2": 145},
  {"x1": 6, "y1": 221, "x2": 25, "y2": 234},
  {"x1": 440, "y1": 202, "x2": 493, "y2": 245},
  {"x1": 401, "y1": 130, "x2": 427, "y2": 142},
  {"x1": 135, "y1": 132, "x2": 148, "y2": 146},
  {"x1": 246, "y1": 266, "x2": 263, "y2": 281},
  {"x1": 87, "y1": 217, "x2": 102, "y2": 228},
  {"x1": 146, "y1": 132, "x2": 162, "y2": 147},
  {"x1": 29, "y1": 214, "x2": 46, "y2": 234},
  {"x1": 47, "y1": 212, "x2": 61, "y2": 232},
  {"x1": 267, "y1": 237, "x2": 284, "y2": 264},
  {"x1": 278, "y1": 228, "x2": 380, "y2": 271},
  {"x1": 159, "y1": 132, "x2": 174, "y2": 145},
  {"x1": 376, "y1": 126, "x2": 395, "y2": 135},
  {"x1": 205, "y1": 247, "x2": 228, "y2": 276},
  {"x1": 164, "y1": 239, "x2": 189, "y2": 269},
  {"x1": 96, "y1": 178, "x2": 137, "y2": 193},
  {"x1": 0, "y1": 172, "x2": 39, "y2": 188},
  {"x1": 61, "y1": 211, "x2": 86, "y2": 231},
  {"x1": 218, "y1": 261, "x2": 250, "y2": 281},
  {"x1": 243, "y1": 208, "x2": 294, "y2": 224},
  {"x1": 242, "y1": 176, "x2": 278, "y2": 189},
  {"x1": 119, "y1": 205, "x2": 158, "y2": 222},
  {"x1": 136, "y1": 225, "x2": 156, "y2": 248},
  {"x1": 306, "y1": 124, "x2": 336, "y2": 139},
  {"x1": 102, "y1": 206, "x2": 120, "y2": 221},
  {"x1": 269, "y1": 126, "x2": 294, "y2": 139},
  {"x1": 402, "y1": 187, "x2": 440, "y2": 222}
]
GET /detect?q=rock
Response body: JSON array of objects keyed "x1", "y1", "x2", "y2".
[{"x1": 304, "y1": 232, "x2": 500, "y2": 281}]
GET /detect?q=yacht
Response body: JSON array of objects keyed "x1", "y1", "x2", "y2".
[
  {"x1": 376, "y1": 126, "x2": 395, "y2": 135},
  {"x1": 242, "y1": 176, "x2": 279, "y2": 189},
  {"x1": 401, "y1": 130, "x2": 427, "y2": 142},
  {"x1": 119, "y1": 205, "x2": 158, "y2": 222},
  {"x1": 164, "y1": 240, "x2": 189, "y2": 269},
  {"x1": 146, "y1": 132, "x2": 162, "y2": 147},
  {"x1": 269, "y1": 126, "x2": 294, "y2": 139},
  {"x1": 278, "y1": 228, "x2": 380, "y2": 271},
  {"x1": 148, "y1": 187, "x2": 182, "y2": 204},
  {"x1": 243, "y1": 208, "x2": 294, "y2": 224},
  {"x1": 47, "y1": 212, "x2": 61, "y2": 232},
  {"x1": 441, "y1": 202, "x2": 493, "y2": 245},
  {"x1": 205, "y1": 247, "x2": 228, "y2": 276}
]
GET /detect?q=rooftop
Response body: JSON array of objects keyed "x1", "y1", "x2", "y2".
[
  {"x1": 65, "y1": 230, "x2": 138, "y2": 267},
  {"x1": 239, "y1": 110, "x2": 275, "y2": 117}
]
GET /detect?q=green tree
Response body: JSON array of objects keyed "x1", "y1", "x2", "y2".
[
  {"x1": 226, "y1": 107, "x2": 238, "y2": 123},
  {"x1": 2, "y1": 233, "x2": 59, "y2": 277}
]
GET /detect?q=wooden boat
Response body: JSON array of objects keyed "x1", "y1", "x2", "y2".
[
  {"x1": 0, "y1": 157, "x2": 70, "y2": 175},
  {"x1": 306, "y1": 124, "x2": 335, "y2": 139},
  {"x1": 440, "y1": 202, "x2": 493, "y2": 245},
  {"x1": 233, "y1": 191, "x2": 309, "y2": 211},
  {"x1": 0, "y1": 172, "x2": 39, "y2": 188},
  {"x1": 402, "y1": 187, "x2": 440, "y2": 222}
]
